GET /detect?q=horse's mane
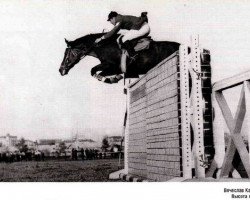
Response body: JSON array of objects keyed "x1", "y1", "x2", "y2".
[{"x1": 69, "y1": 33, "x2": 120, "y2": 49}]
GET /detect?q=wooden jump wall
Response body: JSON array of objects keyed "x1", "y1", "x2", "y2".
[{"x1": 127, "y1": 45, "x2": 213, "y2": 181}]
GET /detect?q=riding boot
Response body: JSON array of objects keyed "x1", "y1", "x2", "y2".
[{"x1": 122, "y1": 40, "x2": 138, "y2": 62}]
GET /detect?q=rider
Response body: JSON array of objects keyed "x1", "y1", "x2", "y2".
[{"x1": 95, "y1": 11, "x2": 150, "y2": 61}]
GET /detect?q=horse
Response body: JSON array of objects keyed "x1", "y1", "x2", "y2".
[{"x1": 59, "y1": 32, "x2": 180, "y2": 84}]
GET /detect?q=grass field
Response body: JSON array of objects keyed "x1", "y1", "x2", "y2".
[{"x1": 0, "y1": 159, "x2": 124, "y2": 182}]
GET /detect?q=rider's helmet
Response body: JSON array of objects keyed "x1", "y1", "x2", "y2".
[{"x1": 107, "y1": 11, "x2": 118, "y2": 21}]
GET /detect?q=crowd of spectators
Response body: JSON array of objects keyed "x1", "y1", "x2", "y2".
[
  {"x1": 0, "y1": 148, "x2": 122, "y2": 163},
  {"x1": 0, "y1": 151, "x2": 45, "y2": 163},
  {"x1": 71, "y1": 148, "x2": 118, "y2": 160}
]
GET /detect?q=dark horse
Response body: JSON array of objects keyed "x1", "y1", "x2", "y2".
[{"x1": 59, "y1": 33, "x2": 180, "y2": 84}]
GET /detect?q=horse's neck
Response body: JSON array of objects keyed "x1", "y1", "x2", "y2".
[
  {"x1": 87, "y1": 51, "x2": 98, "y2": 58},
  {"x1": 89, "y1": 33, "x2": 106, "y2": 41},
  {"x1": 83, "y1": 33, "x2": 120, "y2": 59}
]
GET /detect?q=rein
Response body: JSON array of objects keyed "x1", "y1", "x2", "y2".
[
  {"x1": 80, "y1": 43, "x2": 98, "y2": 60},
  {"x1": 63, "y1": 43, "x2": 98, "y2": 71}
]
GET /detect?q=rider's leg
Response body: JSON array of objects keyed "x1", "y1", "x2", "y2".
[
  {"x1": 122, "y1": 40, "x2": 137, "y2": 58},
  {"x1": 121, "y1": 23, "x2": 150, "y2": 59},
  {"x1": 122, "y1": 23, "x2": 150, "y2": 42}
]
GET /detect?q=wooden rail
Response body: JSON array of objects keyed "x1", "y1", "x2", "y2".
[{"x1": 208, "y1": 70, "x2": 250, "y2": 178}]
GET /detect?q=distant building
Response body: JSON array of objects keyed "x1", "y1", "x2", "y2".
[
  {"x1": 76, "y1": 139, "x2": 99, "y2": 149},
  {"x1": 0, "y1": 134, "x2": 18, "y2": 147},
  {"x1": 38, "y1": 139, "x2": 61, "y2": 145},
  {"x1": 36, "y1": 137, "x2": 100, "y2": 156},
  {"x1": 65, "y1": 138, "x2": 99, "y2": 150},
  {"x1": 25, "y1": 140, "x2": 37, "y2": 150},
  {"x1": 107, "y1": 136, "x2": 123, "y2": 146},
  {"x1": 37, "y1": 144, "x2": 57, "y2": 156},
  {"x1": 106, "y1": 136, "x2": 124, "y2": 152}
]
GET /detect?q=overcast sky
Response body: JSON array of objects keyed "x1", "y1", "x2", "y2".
[{"x1": 0, "y1": 0, "x2": 250, "y2": 141}]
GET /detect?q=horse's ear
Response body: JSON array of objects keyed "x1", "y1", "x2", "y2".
[{"x1": 64, "y1": 38, "x2": 71, "y2": 47}]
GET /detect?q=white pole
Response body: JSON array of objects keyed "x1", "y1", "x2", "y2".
[
  {"x1": 179, "y1": 45, "x2": 192, "y2": 179},
  {"x1": 191, "y1": 35, "x2": 205, "y2": 178},
  {"x1": 124, "y1": 79, "x2": 130, "y2": 174}
]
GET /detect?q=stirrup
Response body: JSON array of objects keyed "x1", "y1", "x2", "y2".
[{"x1": 129, "y1": 54, "x2": 138, "y2": 64}]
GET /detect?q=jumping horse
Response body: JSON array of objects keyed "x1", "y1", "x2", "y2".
[{"x1": 59, "y1": 33, "x2": 180, "y2": 84}]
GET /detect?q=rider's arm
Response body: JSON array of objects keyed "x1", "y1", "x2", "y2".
[{"x1": 102, "y1": 22, "x2": 121, "y2": 39}]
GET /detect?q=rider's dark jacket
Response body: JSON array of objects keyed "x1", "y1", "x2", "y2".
[{"x1": 103, "y1": 13, "x2": 148, "y2": 39}]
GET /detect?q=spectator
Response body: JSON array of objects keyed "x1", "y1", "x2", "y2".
[
  {"x1": 74, "y1": 149, "x2": 78, "y2": 160},
  {"x1": 71, "y1": 148, "x2": 75, "y2": 160},
  {"x1": 80, "y1": 148, "x2": 84, "y2": 161},
  {"x1": 85, "y1": 149, "x2": 89, "y2": 160},
  {"x1": 99, "y1": 152, "x2": 102, "y2": 159},
  {"x1": 41, "y1": 152, "x2": 45, "y2": 161}
]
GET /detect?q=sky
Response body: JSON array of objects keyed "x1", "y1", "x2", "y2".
[{"x1": 0, "y1": 0, "x2": 250, "y2": 141}]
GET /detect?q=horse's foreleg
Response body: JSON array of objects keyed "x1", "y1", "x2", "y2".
[
  {"x1": 102, "y1": 74, "x2": 123, "y2": 84},
  {"x1": 91, "y1": 64, "x2": 104, "y2": 76},
  {"x1": 98, "y1": 71, "x2": 123, "y2": 84},
  {"x1": 91, "y1": 64, "x2": 109, "y2": 82},
  {"x1": 91, "y1": 63, "x2": 123, "y2": 84}
]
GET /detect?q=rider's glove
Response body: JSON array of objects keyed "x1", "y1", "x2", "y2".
[{"x1": 95, "y1": 36, "x2": 104, "y2": 43}]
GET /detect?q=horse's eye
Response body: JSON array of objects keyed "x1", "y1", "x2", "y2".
[{"x1": 66, "y1": 58, "x2": 69, "y2": 64}]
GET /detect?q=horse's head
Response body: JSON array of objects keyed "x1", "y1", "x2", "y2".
[
  {"x1": 59, "y1": 39, "x2": 83, "y2": 76},
  {"x1": 59, "y1": 33, "x2": 119, "y2": 77}
]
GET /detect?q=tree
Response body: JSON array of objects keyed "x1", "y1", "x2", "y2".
[
  {"x1": 102, "y1": 136, "x2": 110, "y2": 152},
  {"x1": 16, "y1": 138, "x2": 28, "y2": 153}
]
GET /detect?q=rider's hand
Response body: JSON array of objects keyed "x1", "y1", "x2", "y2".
[{"x1": 95, "y1": 36, "x2": 104, "y2": 43}]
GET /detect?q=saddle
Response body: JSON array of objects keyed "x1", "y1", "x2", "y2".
[
  {"x1": 120, "y1": 37, "x2": 152, "y2": 73},
  {"x1": 118, "y1": 36, "x2": 152, "y2": 51},
  {"x1": 134, "y1": 37, "x2": 152, "y2": 51}
]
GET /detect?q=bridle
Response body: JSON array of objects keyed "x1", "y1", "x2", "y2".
[{"x1": 63, "y1": 43, "x2": 97, "y2": 71}]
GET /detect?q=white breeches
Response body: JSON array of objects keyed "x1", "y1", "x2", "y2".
[{"x1": 121, "y1": 23, "x2": 150, "y2": 43}]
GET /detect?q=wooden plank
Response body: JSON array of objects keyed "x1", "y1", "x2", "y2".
[
  {"x1": 206, "y1": 92, "x2": 225, "y2": 177},
  {"x1": 233, "y1": 87, "x2": 246, "y2": 134},
  {"x1": 130, "y1": 83, "x2": 146, "y2": 103},
  {"x1": 217, "y1": 85, "x2": 250, "y2": 178},
  {"x1": 220, "y1": 138, "x2": 236, "y2": 177},
  {"x1": 215, "y1": 91, "x2": 234, "y2": 132},
  {"x1": 128, "y1": 52, "x2": 178, "y2": 88},
  {"x1": 215, "y1": 90, "x2": 238, "y2": 177},
  {"x1": 231, "y1": 134, "x2": 250, "y2": 177},
  {"x1": 213, "y1": 70, "x2": 250, "y2": 92},
  {"x1": 244, "y1": 81, "x2": 250, "y2": 162},
  {"x1": 124, "y1": 83, "x2": 130, "y2": 174}
]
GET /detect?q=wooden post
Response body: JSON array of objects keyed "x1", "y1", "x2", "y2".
[
  {"x1": 124, "y1": 80, "x2": 130, "y2": 174},
  {"x1": 244, "y1": 81, "x2": 250, "y2": 164},
  {"x1": 206, "y1": 92, "x2": 225, "y2": 178},
  {"x1": 179, "y1": 45, "x2": 192, "y2": 179},
  {"x1": 191, "y1": 35, "x2": 205, "y2": 178}
]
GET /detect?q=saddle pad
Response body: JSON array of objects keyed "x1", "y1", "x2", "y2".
[{"x1": 134, "y1": 38, "x2": 151, "y2": 51}]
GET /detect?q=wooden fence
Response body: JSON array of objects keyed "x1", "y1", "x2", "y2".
[{"x1": 124, "y1": 37, "x2": 214, "y2": 181}]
